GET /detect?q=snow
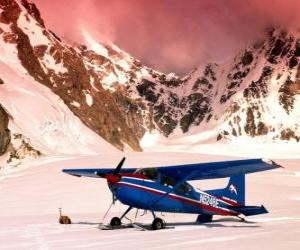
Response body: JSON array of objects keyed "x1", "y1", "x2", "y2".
[
  {"x1": 135, "y1": 67, "x2": 151, "y2": 81},
  {"x1": 163, "y1": 38, "x2": 300, "y2": 144},
  {"x1": 0, "y1": 61, "x2": 117, "y2": 155},
  {"x1": 40, "y1": 52, "x2": 68, "y2": 75},
  {"x1": 101, "y1": 67, "x2": 129, "y2": 89},
  {"x1": 0, "y1": 6, "x2": 300, "y2": 248},
  {"x1": 84, "y1": 92, "x2": 93, "y2": 107},
  {"x1": 101, "y1": 70, "x2": 129, "y2": 89},
  {"x1": 138, "y1": 37, "x2": 300, "y2": 148},
  {"x1": 294, "y1": 171, "x2": 300, "y2": 177},
  {"x1": 140, "y1": 131, "x2": 161, "y2": 148},
  {"x1": 114, "y1": 57, "x2": 132, "y2": 71},
  {"x1": 0, "y1": 22, "x2": 10, "y2": 33},
  {"x1": 115, "y1": 68, "x2": 129, "y2": 84},
  {"x1": 101, "y1": 73, "x2": 118, "y2": 88},
  {"x1": 89, "y1": 76, "x2": 100, "y2": 92},
  {"x1": 0, "y1": 28, "x2": 27, "y2": 74},
  {"x1": 70, "y1": 101, "x2": 81, "y2": 108},
  {"x1": 0, "y1": 154, "x2": 299, "y2": 249},
  {"x1": 143, "y1": 138, "x2": 300, "y2": 159},
  {"x1": 17, "y1": 11, "x2": 50, "y2": 47},
  {"x1": 140, "y1": 129, "x2": 300, "y2": 159},
  {"x1": 81, "y1": 29, "x2": 108, "y2": 58},
  {"x1": 291, "y1": 197, "x2": 300, "y2": 200},
  {"x1": 166, "y1": 72, "x2": 176, "y2": 81}
]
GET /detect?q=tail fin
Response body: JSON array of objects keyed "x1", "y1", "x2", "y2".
[
  {"x1": 224, "y1": 174, "x2": 245, "y2": 205},
  {"x1": 207, "y1": 174, "x2": 245, "y2": 206}
]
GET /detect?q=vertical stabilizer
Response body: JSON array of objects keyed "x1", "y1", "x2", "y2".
[{"x1": 206, "y1": 174, "x2": 245, "y2": 205}]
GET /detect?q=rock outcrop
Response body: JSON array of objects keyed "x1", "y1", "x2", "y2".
[{"x1": 0, "y1": 104, "x2": 10, "y2": 155}]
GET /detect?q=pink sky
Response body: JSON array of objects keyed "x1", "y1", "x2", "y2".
[{"x1": 33, "y1": 0, "x2": 300, "y2": 75}]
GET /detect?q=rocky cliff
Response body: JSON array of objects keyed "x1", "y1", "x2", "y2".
[
  {"x1": 0, "y1": 0, "x2": 300, "y2": 152},
  {"x1": 0, "y1": 104, "x2": 10, "y2": 155}
]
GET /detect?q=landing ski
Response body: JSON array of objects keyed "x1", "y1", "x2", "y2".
[
  {"x1": 132, "y1": 223, "x2": 175, "y2": 231},
  {"x1": 132, "y1": 223, "x2": 151, "y2": 231},
  {"x1": 98, "y1": 223, "x2": 133, "y2": 230}
]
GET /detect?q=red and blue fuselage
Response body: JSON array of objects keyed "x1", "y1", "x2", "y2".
[{"x1": 110, "y1": 174, "x2": 239, "y2": 216}]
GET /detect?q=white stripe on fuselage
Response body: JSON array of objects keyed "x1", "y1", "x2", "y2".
[
  {"x1": 122, "y1": 176, "x2": 155, "y2": 183},
  {"x1": 221, "y1": 196, "x2": 239, "y2": 205}
]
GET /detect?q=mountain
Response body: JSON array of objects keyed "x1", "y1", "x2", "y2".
[
  {"x1": 0, "y1": 0, "x2": 300, "y2": 163},
  {"x1": 0, "y1": 0, "x2": 186, "y2": 153},
  {"x1": 148, "y1": 27, "x2": 300, "y2": 144}
]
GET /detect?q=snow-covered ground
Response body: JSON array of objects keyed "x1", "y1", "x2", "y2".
[
  {"x1": 141, "y1": 131, "x2": 300, "y2": 158},
  {"x1": 0, "y1": 153, "x2": 299, "y2": 250},
  {"x1": 0, "y1": 61, "x2": 117, "y2": 156}
]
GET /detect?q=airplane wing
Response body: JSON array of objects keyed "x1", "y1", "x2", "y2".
[
  {"x1": 157, "y1": 158, "x2": 281, "y2": 181},
  {"x1": 62, "y1": 168, "x2": 137, "y2": 178},
  {"x1": 63, "y1": 158, "x2": 281, "y2": 180}
]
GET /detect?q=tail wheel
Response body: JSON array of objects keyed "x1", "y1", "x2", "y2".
[
  {"x1": 196, "y1": 214, "x2": 213, "y2": 223},
  {"x1": 110, "y1": 217, "x2": 121, "y2": 227},
  {"x1": 151, "y1": 218, "x2": 165, "y2": 230}
]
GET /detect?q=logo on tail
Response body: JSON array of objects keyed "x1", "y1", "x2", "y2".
[{"x1": 229, "y1": 184, "x2": 237, "y2": 195}]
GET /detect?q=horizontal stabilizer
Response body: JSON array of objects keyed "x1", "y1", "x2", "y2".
[{"x1": 229, "y1": 205, "x2": 268, "y2": 216}]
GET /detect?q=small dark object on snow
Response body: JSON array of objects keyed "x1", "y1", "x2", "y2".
[{"x1": 58, "y1": 208, "x2": 71, "y2": 224}]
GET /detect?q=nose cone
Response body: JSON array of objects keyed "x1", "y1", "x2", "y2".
[{"x1": 105, "y1": 174, "x2": 121, "y2": 184}]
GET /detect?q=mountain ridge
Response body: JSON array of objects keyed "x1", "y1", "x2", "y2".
[{"x1": 0, "y1": 0, "x2": 300, "y2": 158}]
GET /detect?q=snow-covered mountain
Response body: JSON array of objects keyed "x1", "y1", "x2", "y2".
[
  {"x1": 127, "y1": 28, "x2": 300, "y2": 147},
  {"x1": 181, "y1": 28, "x2": 300, "y2": 143},
  {"x1": 0, "y1": 0, "x2": 300, "y2": 162}
]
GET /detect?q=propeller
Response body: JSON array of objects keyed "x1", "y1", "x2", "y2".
[
  {"x1": 95, "y1": 157, "x2": 126, "y2": 183},
  {"x1": 109, "y1": 157, "x2": 126, "y2": 204},
  {"x1": 113, "y1": 157, "x2": 126, "y2": 175}
]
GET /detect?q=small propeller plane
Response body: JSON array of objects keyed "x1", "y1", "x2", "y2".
[{"x1": 63, "y1": 158, "x2": 281, "y2": 230}]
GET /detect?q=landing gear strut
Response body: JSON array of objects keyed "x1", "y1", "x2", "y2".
[{"x1": 107, "y1": 208, "x2": 166, "y2": 230}]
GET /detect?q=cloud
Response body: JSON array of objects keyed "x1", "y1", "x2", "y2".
[{"x1": 33, "y1": 0, "x2": 300, "y2": 75}]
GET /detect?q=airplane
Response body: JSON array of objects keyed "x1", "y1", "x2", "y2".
[{"x1": 63, "y1": 158, "x2": 281, "y2": 230}]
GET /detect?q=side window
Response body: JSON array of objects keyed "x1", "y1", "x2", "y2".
[
  {"x1": 176, "y1": 182, "x2": 193, "y2": 194},
  {"x1": 160, "y1": 176, "x2": 176, "y2": 187}
]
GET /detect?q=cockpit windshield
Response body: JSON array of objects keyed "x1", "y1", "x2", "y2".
[
  {"x1": 134, "y1": 168, "x2": 194, "y2": 195},
  {"x1": 134, "y1": 168, "x2": 159, "y2": 181}
]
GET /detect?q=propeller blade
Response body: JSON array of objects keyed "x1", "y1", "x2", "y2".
[{"x1": 113, "y1": 157, "x2": 126, "y2": 174}]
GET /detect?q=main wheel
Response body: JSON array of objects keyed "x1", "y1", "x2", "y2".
[
  {"x1": 110, "y1": 217, "x2": 121, "y2": 227},
  {"x1": 151, "y1": 218, "x2": 165, "y2": 230},
  {"x1": 196, "y1": 214, "x2": 213, "y2": 223}
]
